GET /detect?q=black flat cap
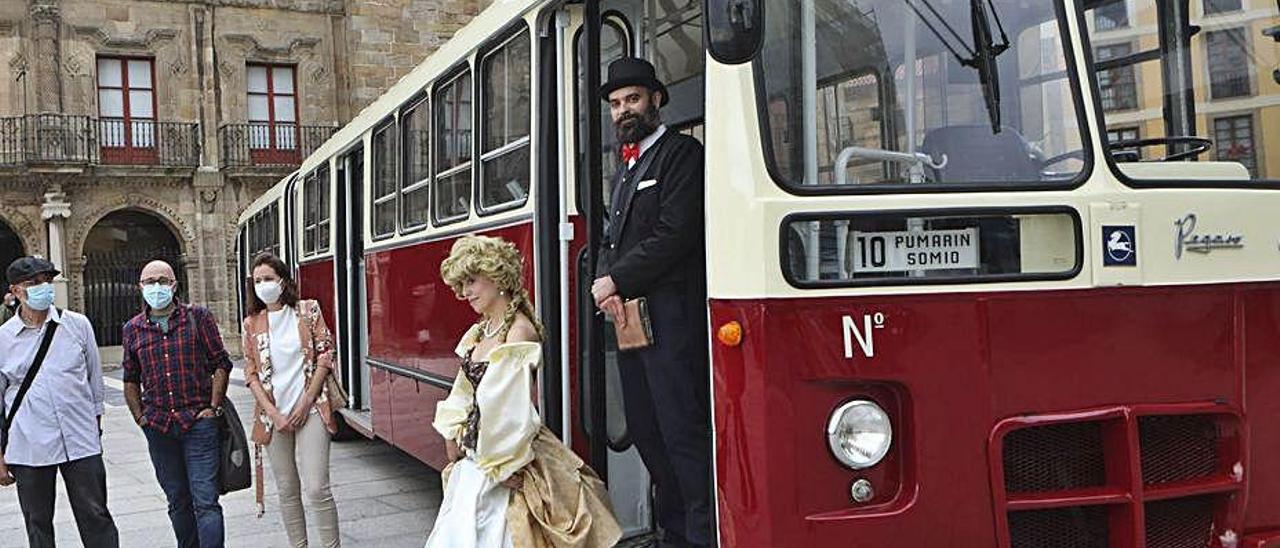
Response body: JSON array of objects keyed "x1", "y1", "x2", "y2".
[{"x1": 7, "y1": 256, "x2": 60, "y2": 285}]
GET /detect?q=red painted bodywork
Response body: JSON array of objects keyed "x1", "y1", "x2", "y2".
[
  {"x1": 709, "y1": 283, "x2": 1280, "y2": 547},
  {"x1": 298, "y1": 259, "x2": 336, "y2": 331},
  {"x1": 363, "y1": 223, "x2": 535, "y2": 470}
]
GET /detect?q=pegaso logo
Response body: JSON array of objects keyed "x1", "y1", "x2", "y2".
[{"x1": 1174, "y1": 214, "x2": 1244, "y2": 259}]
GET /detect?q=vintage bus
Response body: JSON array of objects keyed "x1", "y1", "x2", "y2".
[{"x1": 237, "y1": 0, "x2": 1280, "y2": 545}]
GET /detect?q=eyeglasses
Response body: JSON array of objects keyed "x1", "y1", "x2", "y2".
[{"x1": 140, "y1": 277, "x2": 176, "y2": 286}]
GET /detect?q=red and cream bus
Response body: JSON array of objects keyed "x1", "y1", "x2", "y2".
[{"x1": 238, "y1": 0, "x2": 1280, "y2": 545}]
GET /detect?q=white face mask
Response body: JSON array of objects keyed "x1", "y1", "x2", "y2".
[{"x1": 254, "y1": 280, "x2": 283, "y2": 305}]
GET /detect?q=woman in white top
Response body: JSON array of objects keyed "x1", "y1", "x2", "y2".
[
  {"x1": 426, "y1": 235, "x2": 621, "y2": 548},
  {"x1": 242, "y1": 252, "x2": 343, "y2": 548}
]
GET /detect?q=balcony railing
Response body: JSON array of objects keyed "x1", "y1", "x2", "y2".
[
  {"x1": 219, "y1": 123, "x2": 336, "y2": 168},
  {"x1": 0, "y1": 114, "x2": 200, "y2": 168},
  {"x1": 98, "y1": 119, "x2": 201, "y2": 166}
]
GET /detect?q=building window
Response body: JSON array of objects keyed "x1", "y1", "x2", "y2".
[
  {"x1": 1203, "y1": 0, "x2": 1242, "y2": 15},
  {"x1": 1214, "y1": 115, "x2": 1256, "y2": 177},
  {"x1": 247, "y1": 64, "x2": 299, "y2": 158},
  {"x1": 303, "y1": 166, "x2": 330, "y2": 256},
  {"x1": 372, "y1": 121, "x2": 398, "y2": 238},
  {"x1": 1095, "y1": 43, "x2": 1138, "y2": 112},
  {"x1": 1206, "y1": 29, "x2": 1250, "y2": 99},
  {"x1": 433, "y1": 70, "x2": 473, "y2": 224},
  {"x1": 400, "y1": 97, "x2": 431, "y2": 231},
  {"x1": 1106, "y1": 126, "x2": 1142, "y2": 160},
  {"x1": 97, "y1": 57, "x2": 156, "y2": 161},
  {"x1": 1094, "y1": 0, "x2": 1129, "y2": 30},
  {"x1": 479, "y1": 30, "x2": 532, "y2": 212}
]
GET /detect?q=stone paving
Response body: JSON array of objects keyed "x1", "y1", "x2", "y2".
[{"x1": 0, "y1": 362, "x2": 444, "y2": 547}]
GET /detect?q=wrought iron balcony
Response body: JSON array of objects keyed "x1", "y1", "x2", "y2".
[
  {"x1": 219, "y1": 123, "x2": 336, "y2": 168},
  {"x1": 98, "y1": 119, "x2": 201, "y2": 167},
  {"x1": 0, "y1": 114, "x2": 201, "y2": 168}
]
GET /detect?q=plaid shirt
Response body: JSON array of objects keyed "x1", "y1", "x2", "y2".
[{"x1": 122, "y1": 303, "x2": 232, "y2": 433}]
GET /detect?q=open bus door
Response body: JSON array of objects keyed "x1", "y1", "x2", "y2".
[
  {"x1": 335, "y1": 146, "x2": 373, "y2": 433},
  {"x1": 561, "y1": 0, "x2": 707, "y2": 543}
]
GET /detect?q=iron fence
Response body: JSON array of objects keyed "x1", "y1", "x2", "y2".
[
  {"x1": 23, "y1": 114, "x2": 97, "y2": 164},
  {"x1": 219, "y1": 122, "x2": 336, "y2": 168},
  {"x1": 98, "y1": 119, "x2": 201, "y2": 166},
  {"x1": 82, "y1": 249, "x2": 187, "y2": 346}
]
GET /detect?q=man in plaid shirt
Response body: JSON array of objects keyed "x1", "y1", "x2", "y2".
[{"x1": 123, "y1": 260, "x2": 231, "y2": 548}]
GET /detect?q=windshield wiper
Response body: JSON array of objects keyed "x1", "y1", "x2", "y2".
[{"x1": 903, "y1": 0, "x2": 1010, "y2": 133}]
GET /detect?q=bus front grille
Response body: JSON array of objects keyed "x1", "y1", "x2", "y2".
[
  {"x1": 1003, "y1": 421, "x2": 1107, "y2": 493},
  {"x1": 1007, "y1": 506, "x2": 1109, "y2": 548},
  {"x1": 1139, "y1": 415, "x2": 1219, "y2": 486}
]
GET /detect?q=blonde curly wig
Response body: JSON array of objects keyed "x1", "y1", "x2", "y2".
[{"x1": 440, "y1": 235, "x2": 542, "y2": 341}]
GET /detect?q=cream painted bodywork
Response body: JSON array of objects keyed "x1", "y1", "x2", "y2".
[{"x1": 703, "y1": 0, "x2": 1280, "y2": 300}]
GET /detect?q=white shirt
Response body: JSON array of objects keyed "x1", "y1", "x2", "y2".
[
  {"x1": 268, "y1": 306, "x2": 307, "y2": 415},
  {"x1": 0, "y1": 308, "x2": 105, "y2": 466},
  {"x1": 626, "y1": 124, "x2": 668, "y2": 170}
]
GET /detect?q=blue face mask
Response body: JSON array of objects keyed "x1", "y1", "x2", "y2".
[
  {"x1": 24, "y1": 283, "x2": 55, "y2": 311},
  {"x1": 142, "y1": 283, "x2": 175, "y2": 310}
]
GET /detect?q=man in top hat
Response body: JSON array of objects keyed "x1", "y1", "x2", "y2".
[
  {"x1": 592, "y1": 57, "x2": 712, "y2": 548},
  {"x1": 0, "y1": 257, "x2": 118, "y2": 548}
]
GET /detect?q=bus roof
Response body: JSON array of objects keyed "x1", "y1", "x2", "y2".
[{"x1": 300, "y1": 0, "x2": 542, "y2": 173}]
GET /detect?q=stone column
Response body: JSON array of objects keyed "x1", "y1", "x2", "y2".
[
  {"x1": 41, "y1": 184, "x2": 70, "y2": 308},
  {"x1": 29, "y1": 0, "x2": 62, "y2": 114}
]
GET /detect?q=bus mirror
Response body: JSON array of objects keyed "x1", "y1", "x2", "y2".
[{"x1": 706, "y1": 0, "x2": 763, "y2": 65}]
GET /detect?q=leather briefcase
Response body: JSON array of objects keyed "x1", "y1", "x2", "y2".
[{"x1": 614, "y1": 297, "x2": 654, "y2": 351}]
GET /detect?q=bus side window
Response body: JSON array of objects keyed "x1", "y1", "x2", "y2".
[
  {"x1": 433, "y1": 70, "x2": 473, "y2": 225},
  {"x1": 478, "y1": 29, "x2": 532, "y2": 213}
]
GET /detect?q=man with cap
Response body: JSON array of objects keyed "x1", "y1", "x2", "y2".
[
  {"x1": 0, "y1": 256, "x2": 119, "y2": 548},
  {"x1": 592, "y1": 57, "x2": 712, "y2": 548},
  {"x1": 123, "y1": 259, "x2": 231, "y2": 548}
]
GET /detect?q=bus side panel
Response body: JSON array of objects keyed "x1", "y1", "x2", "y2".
[
  {"x1": 298, "y1": 259, "x2": 336, "y2": 331},
  {"x1": 363, "y1": 221, "x2": 535, "y2": 465},
  {"x1": 1245, "y1": 288, "x2": 1280, "y2": 532},
  {"x1": 711, "y1": 284, "x2": 1274, "y2": 546}
]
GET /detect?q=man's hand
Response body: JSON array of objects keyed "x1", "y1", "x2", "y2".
[
  {"x1": 591, "y1": 276, "x2": 618, "y2": 306},
  {"x1": 600, "y1": 295, "x2": 626, "y2": 328},
  {"x1": 0, "y1": 457, "x2": 14, "y2": 487},
  {"x1": 287, "y1": 395, "x2": 315, "y2": 429}
]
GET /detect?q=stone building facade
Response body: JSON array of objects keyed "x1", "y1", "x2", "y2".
[{"x1": 0, "y1": 0, "x2": 489, "y2": 350}]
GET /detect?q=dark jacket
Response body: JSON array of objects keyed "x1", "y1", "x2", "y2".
[{"x1": 598, "y1": 130, "x2": 706, "y2": 300}]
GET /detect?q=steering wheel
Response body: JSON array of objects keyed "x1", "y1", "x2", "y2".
[
  {"x1": 1039, "y1": 148, "x2": 1085, "y2": 179},
  {"x1": 1107, "y1": 137, "x2": 1213, "y2": 162}
]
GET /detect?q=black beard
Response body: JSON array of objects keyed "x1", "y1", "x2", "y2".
[{"x1": 614, "y1": 104, "x2": 661, "y2": 144}]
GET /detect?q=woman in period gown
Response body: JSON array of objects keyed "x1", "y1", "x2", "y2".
[{"x1": 426, "y1": 235, "x2": 621, "y2": 548}]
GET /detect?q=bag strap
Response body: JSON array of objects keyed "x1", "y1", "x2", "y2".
[{"x1": 3, "y1": 313, "x2": 60, "y2": 453}]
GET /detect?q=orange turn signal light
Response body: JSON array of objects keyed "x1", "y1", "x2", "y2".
[{"x1": 717, "y1": 321, "x2": 743, "y2": 347}]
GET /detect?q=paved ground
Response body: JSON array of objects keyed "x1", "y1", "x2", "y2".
[{"x1": 0, "y1": 362, "x2": 445, "y2": 547}]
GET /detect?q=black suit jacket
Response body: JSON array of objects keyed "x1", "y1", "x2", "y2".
[{"x1": 598, "y1": 129, "x2": 705, "y2": 300}]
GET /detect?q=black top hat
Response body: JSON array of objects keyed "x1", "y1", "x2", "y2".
[
  {"x1": 599, "y1": 57, "x2": 669, "y2": 107},
  {"x1": 7, "y1": 256, "x2": 59, "y2": 285}
]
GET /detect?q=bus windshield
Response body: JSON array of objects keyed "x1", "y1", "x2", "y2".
[{"x1": 757, "y1": 0, "x2": 1087, "y2": 190}]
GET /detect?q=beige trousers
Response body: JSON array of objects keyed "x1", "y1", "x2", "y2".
[{"x1": 266, "y1": 413, "x2": 340, "y2": 548}]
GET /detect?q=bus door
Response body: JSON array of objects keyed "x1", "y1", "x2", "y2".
[
  {"x1": 569, "y1": 0, "x2": 706, "y2": 541},
  {"x1": 334, "y1": 146, "x2": 372, "y2": 426}
]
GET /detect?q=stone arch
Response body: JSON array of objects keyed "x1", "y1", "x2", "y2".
[
  {"x1": 0, "y1": 205, "x2": 42, "y2": 260},
  {"x1": 0, "y1": 214, "x2": 26, "y2": 273},
  {"x1": 78, "y1": 209, "x2": 189, "y2": 346},
  {"x1": 67, "y1": 197, "x2": 199, "y2": 319}
]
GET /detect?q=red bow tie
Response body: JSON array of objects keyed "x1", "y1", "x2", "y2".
[{"x1": 620, "y1": 143, "x2": 640, "y2": 163}]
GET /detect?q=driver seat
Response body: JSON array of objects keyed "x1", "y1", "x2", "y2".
[{"x1": 920, "y1": 125, "x2": 1042, "y2": 184}]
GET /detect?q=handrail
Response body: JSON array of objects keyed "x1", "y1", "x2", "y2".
[{"x1": 834, "y1": 146, "x2": 948, "y2": 185}]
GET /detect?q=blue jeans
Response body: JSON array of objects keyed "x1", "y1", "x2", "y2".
[{"x1": 144, "y1": 418, "x2": 224, "y2": 548}]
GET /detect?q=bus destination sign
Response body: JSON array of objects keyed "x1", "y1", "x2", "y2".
[{"x1": 851, "y1": 228, "x2": 980, "y2": 273}]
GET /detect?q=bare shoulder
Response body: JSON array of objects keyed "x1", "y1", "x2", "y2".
[{"x1": 506, "y1": 314, "x2": 540, "y2": 344}]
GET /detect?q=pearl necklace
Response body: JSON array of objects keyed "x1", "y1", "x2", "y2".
[{"x1": 480, "y1": 318, "x2": 502, "y2": 339}]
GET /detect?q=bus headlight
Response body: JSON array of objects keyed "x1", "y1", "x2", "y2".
[{"x1": 826, "y1": 400, "x2": 892, "y2": 470}]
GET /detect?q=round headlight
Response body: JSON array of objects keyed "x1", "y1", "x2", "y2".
[{"x1": 826, "y1": 400, "x2": 892, "y2": 470}]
